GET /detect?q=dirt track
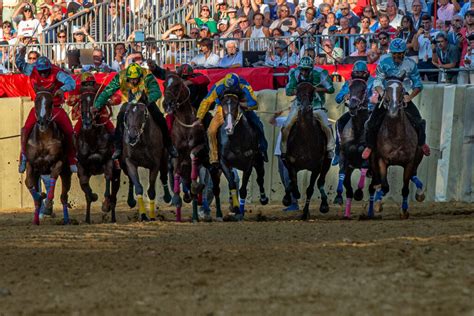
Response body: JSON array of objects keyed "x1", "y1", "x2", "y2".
[{"x1": 0, "y1": 202, "x2": 473, "y2": 316}]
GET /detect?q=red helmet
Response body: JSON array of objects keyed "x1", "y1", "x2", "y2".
[{"x1": 177, "y1": 63, "x2": 194, "y2": 77}]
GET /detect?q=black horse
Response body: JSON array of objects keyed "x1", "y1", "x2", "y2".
[
  {"x1": 334, "y1": 78, "x2": 376, "y2": 219},
  {"x1": 370, "y1": 77, "x2": 425, "y2": 219},
  {"x1": 282, "y1": 82, "x2": 331, "y2": 220},
  {"x1": 211, "y1": 94, "x2": 269, "y2": 220},
  {"x1": 75, "y1": 87, "x2": 120, "y2": 223}
]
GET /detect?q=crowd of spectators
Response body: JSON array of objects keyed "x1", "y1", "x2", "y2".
[{"x1": 0, "y1": 0, "x2": 474, "y2": 82}]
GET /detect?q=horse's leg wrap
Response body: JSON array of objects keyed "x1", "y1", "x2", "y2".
[
  {"x1": 337, "y1": 172, "x2": 345, "y2": 194},
  {"x1": 368, "y1": 194, "x2": 375, "y2": 217},
  {"x1": 239, "y1": 198, "x2": 246, "y2": 214},
  {"x1": 63, "y1": 202, "x2": 69, "y2": 224},
  {"x1": 29, "y1": 187, "x2": 42, "y2": 201},
  {"x1": 173, "y1": 175, "x2": 181, "y2": 194},
  {"x1": 137, "y1": 195, "x2": 146, "y2": 216},
  {"x1": 207, "y1": 107, "x2": 224, "y2": 164},
  {"x1": 149, "y1": 200, "x2": 156, "y2": 220},
  {"x1": 358, "y1": 168, "x2": 368, "y2": 189},
  {"x1": 344, "y1": 198, "x2": 352, "y2": 218},
  {"x1": 47, "y1": 178, "x2": 57, "y2": 201},
  {"x1": 411, "y1": 176, "x2": 423, "y2": 189},
  {"x1": 191, "y1": 154, "x2": 199, "y2": 181},
  {"x1": 230, "y1": 189, "x2": 239, "y2": 209},
  {"x1": 375, "y1": 188, "x2": 384, "y2": 202}
]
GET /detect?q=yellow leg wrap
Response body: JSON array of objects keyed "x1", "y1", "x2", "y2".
[
  {"x1": 137, "y1": 195, "x2": 146, "y2": 215},
  {"x1": 208, "y1": 107, "x2": 224, "y2": 164},
  {"x1": 149, "y1": 200, "x2": 156, "y2": 219},
  {"x1": 230, "y1": 189, "x2": 239, "y2": 208}
]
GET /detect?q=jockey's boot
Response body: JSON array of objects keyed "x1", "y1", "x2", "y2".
[
  {"x1": 362, "y1": 147, "x2": 372, "y2": 160},
  {"x1": 332, "y1": 154, "x2": 340, "y2": 166},
  {"x1": 421, "y1": 144, "x2": 431, "y2": 156}
]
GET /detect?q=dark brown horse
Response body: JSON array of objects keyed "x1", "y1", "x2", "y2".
[
  {"x1": 75, "y1": 87, "x2": 120, "y2": 224},
  {"x1": 370, "y1": 77, "x2": 425, "y2": 219},
  {"x1": 25, "y1": 87, "x2": 71, "y2": 225},
  {"x1": 212, "y1": 94, "x2": 268, "y2": 221},
  {"x1": 163, "y1": 73, "x2": 209, "y2": 222},
  {"x1": 121, "y1": 95, "x2": 169, "y2": 222},
  {"x1": 282, "y1": 82, "x2": 331, "y2": 220},
  {"x1": 334, "y1": 78, "x2": 376, "y2": 219}
]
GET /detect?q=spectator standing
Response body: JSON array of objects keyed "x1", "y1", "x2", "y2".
[
  {"x1": 460, "y1": 34, "x2": 474, "y2": 83},
  {"x1": 68, "y1": 26, "x2": 95, "y2": 50},
  {"x1": 375, "y1": 14, "x2": 398, "y2": 37},
  {"x1": 413, "y1": 15, "x2": 438, "y2": 81},
  {"x1": 251, "y1": 0, "x2": 271, "y2": 26},
  {"x1": 460, "y1": 0, "x2": 474, "y2": 17},
  {"x1": 0, "y1": 21, "x2": 16, "y2": 44},
  {"x1": 386, "y1": 0, "x2": 404, "y2": 28},
  {"x1": 1, "y1": 0, "x2": 20, "y2": 23},
  {"x1": 265, "y1": 39, "x2": 299, "y2": 66},
  {"x1": 162, "y1": 23, "x2": 188, "y2": 40},
  {"x1": 14, "y1": 3, "x2": 40, "y2": 40},
  {"x1": 337, "y1": 2, "x2": 360, "y2": 29},
  {"x1": 226, "y1": 7, "x2": 239, "y2": 26},
  {"x1": 218, "y1": 40, "x2": 243, "y2": 67},
  {"x1": 214, "y1": 0, "x2": 229, "y2": 22},
  {"x1": 350, "y1": 37, "x2": 367, "y2": 56},
  {"x1": 437, "y1": 0, "x2": 458, "y2": 25},
  {"x1": 399, "y1": 0, "x2": 428, "y2": 15},
  {"x1": 237, "y1": 0, "x2": 255, "y2": 23},
  {"x1": 450, "y1": 15, "x2": 467, "y2": 65},
  {"x1": 106, "y1": 2, "x2": 124, "y2": 41},
  {"x1": 191, "y1": 38, "x2": 220, "y2": 68},
  {"x1": 337, "y1": 17, "x2": 356, "y2": 55},
  {"x1": 271, "y1": 0, "x2": 295, "y2": 20},
  {"x1": 111, "y1": 42, "x2": 127, "y2": 72},
  {"x1": 52, "y1": 30, "x2": 67, "y2": 68},
  {"x1": 397, "y1": 15, "x2": 417, "y2": 61},
  {"x1": 269, "y1": 4, "x2": 293, "y2": 31},
  {"x1": 186, "y1": 4, "x2": 218, "y2": 34},
  {"x1": 465, "y1": 10, "x2": 474, "y2": 38},
  {"x1": 367, "y1": 31, "x2": 390, "y2": 64},
  {"x1": 432, "y1": 32, "x2": 461, "y2": 82},
  {"x1": 238, "y1": 15, "x2": 251, "y2": 34},
  {"x1": 295, "y1": 0, "x2": 316, "y2": 23}
]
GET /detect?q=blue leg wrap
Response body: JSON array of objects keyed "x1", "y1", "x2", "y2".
[
  {"x1": 63, "y1": 203, "x2": 69, "y2": 223},
  {"x1": 337, "y1": 173, "x2": 345, "y2": 194},
  {"x1": 402, "y1": 197, "x2": 408, "y2": 211},
  {"x1": 411, "y1": 176, "x2": 423, "y2": 189},
  {"x1": 375, "y1": 189, "x2": 384, "y2": 202},
  {"x1": 29, "y1": 188, "x2": 41, "y2": 201},
  {"x1": 368, "y1": 194, "x2": 374, "y2": 217},
  {"x1": 239, "y1": 198, "x2": 245, "y2": 214}
]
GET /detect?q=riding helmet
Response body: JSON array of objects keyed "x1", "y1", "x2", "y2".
[
  {"x1": 177, "y1": 63, "x2": 194, "y2": 77},
  {"x1": 126, "y1": 63, "x2": 143, "y2": 79},
  {"x1": 298, "y1": 56, "x2": 314, "y2": 69},
  {"x1": 352, "y1": 60, "x2": 369, "y2": 79},
  {"x1": 389, "y1": 38, "x2": 407, "y2": 53},
  {"x1": 35, "y1": 56, "x2": 52, "y2": 71}
]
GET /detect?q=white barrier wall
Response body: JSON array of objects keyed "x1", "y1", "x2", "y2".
[{"x1": 0, "y1": 84, "x2": 473, "y2": 211}]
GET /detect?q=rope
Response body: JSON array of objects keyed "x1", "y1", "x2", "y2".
[{"x1": 174, "y1": 116, "x2": 197, "y2": 128}]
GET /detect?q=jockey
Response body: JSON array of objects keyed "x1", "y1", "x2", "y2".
[
  {"x1": 16, "y1": 50, "x2": 77, "y2": 173},
  {"x1": 196, "y1": 73, "x2": 269, "y2": 165},
  {"x1": 333, "y1": 60, "x2": 375, "y2": 165},
  {"x1": 362, "y1": 38, "x2": 431, "y2": 159},
  {"x1": 67, "y1": 72, "x2": 117, "y2": 135},
  {"x1": 176, "y1": 63, "x2": 210, "y2": 110},
  {"x1": 94, "y1": 63, "x2": 176, "y2": 159},
  {"x1": 283, "y1": 56, "x2": 336, "y2": 159}
]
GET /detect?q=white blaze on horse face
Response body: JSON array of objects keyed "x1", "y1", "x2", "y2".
[
  {"x1": 167, "y1": 77, "x2": 174, "y2": 88},
  {"x1": 40, "y1": 96, "x2": 46, "y2": 118},
  {"x1": 389, "y1": 82, "x2": 398, "y2": 104}
]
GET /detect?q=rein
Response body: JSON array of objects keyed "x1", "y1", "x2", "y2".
[{"x1": 35, "y1": 90, "x2": 59, "y2": 122}]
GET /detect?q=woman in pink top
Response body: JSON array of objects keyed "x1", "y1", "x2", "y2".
[{"x1": 437, "y1": 0, "x2": 457, "y2": 25}]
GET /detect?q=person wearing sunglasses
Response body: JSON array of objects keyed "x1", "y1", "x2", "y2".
[
  {"x1": 14, "y1": 3, "x2": 40, "y2": 41},
  {"x1": 162, "y1": 23, "x2": 189, "y2": 40},
  {"x1": 185, "y1": 4, "x2": 218, "y2": 34},
  {"x1": 432, "y1": 32, "x2": 461, "y2": 83},
  {"x1": 362, "y1": 38, "x2": 431, "y2": 160}
]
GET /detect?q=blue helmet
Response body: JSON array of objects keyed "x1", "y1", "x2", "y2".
[
  {"x1": 389, "y1": 38, "x2": 407, "y2": 53},
  {"x1": 223, "y1": 73, "x2": 240, "y2": 89},
  {"x1": 353, "y1": 60, "x2": 368, "y2": 72},
  {"x1": 35, "y1": 56, "x2": 52, "y2": 71}
]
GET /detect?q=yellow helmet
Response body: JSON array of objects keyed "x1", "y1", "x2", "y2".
[
  {"x1": 80, "y1": 71, "x2": 96, "y2": 83},
  {"x1": 126, "y1": 63, "x2": 143, "y2": 79}
]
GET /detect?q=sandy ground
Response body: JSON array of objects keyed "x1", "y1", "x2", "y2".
[{"x1": 0, "y1": 201, "x2": 473, "y2": 316}]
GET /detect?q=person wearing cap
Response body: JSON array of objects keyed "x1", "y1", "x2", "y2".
[
  {"x1": 199, "y1": 25, "x2": 212, "y2": 39},
  {"x1": 333, "y1": 61, "x2": 375, "y2": 165},
  {"x1": 185, "y1": 4, "x2": 218, "y2": 34},
  {"x1": 195, "y1": 73, "x2": 269, "y2": 164},
  {"x1": 362, "y1": 38, "x2": 430, "y2": 160},
  {"x1": 282, "y1": 56, "x2": 335, "y2": 160},
  {"x1": 14, "y1": 3, "x2": 40, "y2": 40},
  {"x1": 350, "y1": 36, "x2": 368, "y2": 57},
  {"x1": 217, "y1": 19, "x2": 230, "y2": 34},
  {"x1": 265, "y1": 39, "x2": 299, "y2": 67},
  {"x1": 214, "y1": 0, "x2": 229, "y2": 22},
  {"x1": 94, "y1": 63, "x2": 176, "y2": 159},
  {"x1": 191, "y1": 38, "x2": 220, "y2": 68},
  {"x1": 15, "y1": 48, "x2": 77, "y2": 173}
]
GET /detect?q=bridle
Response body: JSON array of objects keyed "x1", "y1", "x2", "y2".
[
  {"x1": 164, "y1": 76, "x2": 191, "y2": 111},
  {"x1": 223, "y1": 94, "x2": 243, "y2": 130},
  {"x1": 35, "y1": 90, "x2": 59, "y2": 122},
  {"x1": 348, "y1": 78, "x2": 368, "y2": 116},
  {"x1": 124, "y1": 103, "x2": 149, "y2": 147}
]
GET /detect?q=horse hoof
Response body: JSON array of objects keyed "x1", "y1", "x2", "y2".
[
  {"x1": 91, "y1": 193, "x2": 98, "y2": 202},
  {"x1": 342, "y1": 216, "x2": 351, "y2": 220},
  {"x1": 140, "y1": 214, "x2": 150, "y2": 222},
  {"x1": 400, "y1": 211, "x2": 409, "y2": 220},
  {"x1": 85, "y1": 218, "x2": 91, "y2": 224},
  {"x1": 150, "y1": 217, "x2": 156, "y2": 222},
  {"x1": 127, "y1": 198, "x2": 136, "y2": 209},
  {"x1": 259, "y1": 196, "x2": 269, "y2": 205},
  {"x1": 354, "y1": 189, "x2": 364, "y2": 201},
  {"x1": 374, "y1": 201, "x2": 383, "y2": 213},
  {"x1": 191, "y1": 182, "x2": 205, "y2": 195},
  {"x1": 300, "y1": 213, "x2": 309, "y2": 221},
  {"x1": 171, "y1": 195, "x2": 182, "y2": 207},
  {"x1": 333, "y1": 195, "x2": 343, "y2": 205},
  {"x1": 415, "y1": 191, "x2": 425, "y2": 202},
  {"x1": 319, "y1": 202, "x2": 329, "y2": 214},
  {"x1": 183, "y1": 192, "x2": 192, "y2": 204},
  {"x1": 282, "y1": 195, "x2": 292, "y2": 207},
  {"x1": 33, "y1": 218, "x2": 40, "y2": 225},
  {"x1": 293, "y1": 191, "x2": 301, "y2": 200},
  {"x1": 101, "y1": 199, "x2": 111, "y2": 213}
]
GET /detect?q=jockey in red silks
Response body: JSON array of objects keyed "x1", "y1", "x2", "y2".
[
  {"x1": 66, "y1": 71, "x2": 119, "y2": 135},
  {"x1": 16, "y1": 49, "x2": 77, "y2": 173}
]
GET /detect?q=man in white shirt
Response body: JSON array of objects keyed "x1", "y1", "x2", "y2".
[
  {"x1": 413, "y1": 15, "x2": 438, "y2": 81},
  {"x1": 265, "y1": 39, "x2": 299, "y2": 66},
  {"x1": 191, "y1": 38, "x2": 220, "y2": 68}
]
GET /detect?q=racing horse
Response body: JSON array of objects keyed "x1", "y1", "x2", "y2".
[
  {"x1": 121, "y1": 94, "x2": 170, "y2": 222},
  {"x1": 212, "y1": 93, "x2": 269, "y2": 220},
  {"x1": 333, "y1": 78, "x2": 376, "y2": 219},
  {"x1": 370, "y1": 76, "x2": 425, "y2": 219},
  {"x1": 75, "y1": 86, "x2": 120, "y2": 224},
  {"x1": 24, "y1": 87, "x2": 72, "y2": 225},
  {"x1": 163, "y1": 73, "x2": 209, "y2": 222},
  {"x1": 282, "y1": 82, "x2": 331, "y2": 220}
]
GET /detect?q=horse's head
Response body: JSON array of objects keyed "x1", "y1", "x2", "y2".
[
  {"x1": 296, "y1": 82, "x2": 315, "y2": 114},
  {"x1": 384, "y1": 76, "x2": 405, "y2": 117},
  {"x1": 163, "y1": 73, "x2": 190, "y2": 114},
  {"x1": 34, "y1": 87, "x2": 54, "y2": 132},
  {"x1": 80, "y1": 88, "x2": 97, "y2": 130},
  {"x1": 221, "y1": 94, "x2": 241, "y2": 136},
  {"x1": 348, "y1": 78, "x2": 368, "y2": 116},
  {"x1": 124, "y1": 102, "x2": 148, "y2": 146}
]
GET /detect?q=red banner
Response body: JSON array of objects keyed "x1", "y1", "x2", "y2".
[{"x1": 0, "y1": 64, "x2": 375, "y2": 99}]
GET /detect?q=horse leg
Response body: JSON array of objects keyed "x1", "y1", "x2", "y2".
[
  {"x1": 60, "y1": 170, "x2": 72, "y2": 225},
  {"x1": 367, "y1": 178, "x2": 376, "y2": 219},
  {"x1": 210, "y1": 166, "x2": 223, "y2": 221},
  {"x1": 172, "y1": 173, "x2": 183, "y2": 222},
  {"x1": 26, "y1": 165, "x2": 42, "y2": 225},
  {"x1": 334, "y1": 169, "x2": 345, "y2": 206},
  {"x1": 411, "y1": 174, "x2": 425, "y2": 202},
  {"x1": 317, "y1": 158, "x2": 331, "y2": 214},
  {"x1": 190, "y1": 151, "x2": 204, "y2": 195},
  {"x1": 44, "y1": 161, "x2": 63, "y2": 217},
  {"x1": 343, "y1": 168, "x2": 354, "y2": 219},
  {"x1": 109, "y1": 167, "x2": 121, "y2": 223},
  {"x1": 160, "y1": 155, "x2": 171, "y2": 203},
  {"x1": 354, "y1": 167, "x2": 367, "y2": 201},
  {"x1": 302, "y1": 171, "x2": 318, "y2": 221},
  {"x1": 400, "y1": 165, "x2": 413, "y2": 220},
  {"x1": 80, "y1": 175, "x2": 96, "y2": 224},
  {"x1": 238, "y1": 168, "x2": 252, "y2": 218},
  {"x1": 147, "y1": 167, "x2": 159, "y2": 221},
  {"x1": 374, "y1": 158, "x2": 387, "y2": 213},
  {"x1": 127, "y1": 178, "x2": 136, "y2": 208},
  {"x1": 125, "y1": 159, "x2": 147, "y2": 222},
  {"x1": 288, "y1": 166, "x2": 300, "y2": 200},
  {"x1": 254, "y1": 157, "x2": 269, "y2": 205},
  {"x1": 221, "y1": 163, "x2": 240, "y2": 219}
]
